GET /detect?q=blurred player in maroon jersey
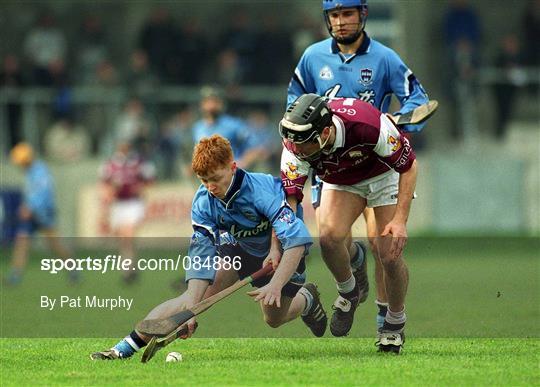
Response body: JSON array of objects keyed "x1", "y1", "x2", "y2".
[{"x1": 99, "y1": 139, "x2": 155, "y2": 284}]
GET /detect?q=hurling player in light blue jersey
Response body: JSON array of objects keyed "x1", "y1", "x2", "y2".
[
  {"x1": 284, "y1": 0, "x2": 430, "y2": 335},
  {"x1": 91, "y1": 135, "x2": 327, "y2": 360},
  {"x1": 191, "y1": 86, "x2": 267, "y2": 170},
  {"x1": 5, "y1": 143, "x2": 75, "y2": 285}
]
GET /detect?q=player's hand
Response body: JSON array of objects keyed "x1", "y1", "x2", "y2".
[
  {"x1": 263, "y1": 249, "x2": 282, "y2": 271},
  {"x1": 247, "y1": 283, "x2": 282, "y2": 307},
  {"x1": 179, "y1": 317, "x2": 198, "y2": 339},
  {"x1": 381, "y1": 220, "x2": 408, "y2": 259}
]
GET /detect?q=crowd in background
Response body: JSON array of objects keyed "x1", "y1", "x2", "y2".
[
  {"x1": 1, "y1": 6, "x2": 325, "y2": 178},
  {"x1": 1, "y1": 1, "x2": 539, "y2": 180}
]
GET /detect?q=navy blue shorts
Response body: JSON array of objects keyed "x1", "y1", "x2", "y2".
[{"x1": 218, "y1": 243, "x2": 306, "y2": 298}]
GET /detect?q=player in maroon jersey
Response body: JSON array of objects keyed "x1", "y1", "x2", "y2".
[
  {"x1": 279, "y1": 94, "x2": 417, "y2": 353},
  {"x1": 99, "y1": 139, "x2": 155, "y2": 284}
]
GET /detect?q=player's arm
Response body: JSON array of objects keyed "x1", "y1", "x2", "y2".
[
  {"x1": 386, "y1": 50, "x2": 430, "y2": 133},
  {"x1": 280, "y1": 146, "x2": 310, "y2": 213},
  {"x1": 249, "y1": 179, "x2": 313, "y2": 306},
  {"x1": 374, "y1": 114, "x2": 418, "y2": 257},
  {"x1": 263, "y1": 230, "x2": 283, "y2": 270},
  {"x1": 287, "y1": 50, "x2": 316, "y2": 107},
  {"x1": 393, "y1": 159, "x2": 417, "y2": 226}
]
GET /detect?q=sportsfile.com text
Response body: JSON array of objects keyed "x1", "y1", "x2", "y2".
[{"x1": 40, "y1": 255, "x2": 242, "y2": 274}]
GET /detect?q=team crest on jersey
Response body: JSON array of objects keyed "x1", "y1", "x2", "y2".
[
  {"x1": 278, "y1": 209, "x2": 294, "y2": 225},
  {"x1": 319, "y1": 66, "x2": 334, "y2": 80},
  {"x1": 359, "y1": 68, "x2": 373, "y2": 85},
  {"x1": 348, "y1": 150, "x2": 364, "y2": 158},
  {"x1": 387, "y1": 135, "x2": 402, "y2": 152},
  {"x1": 285, "y1": 162, "x2": 300, "y2": 180}
]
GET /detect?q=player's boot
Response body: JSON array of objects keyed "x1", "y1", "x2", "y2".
[
  {"x1": 330, "y1": 282, "x2": 360, "y2": 337},
  {"x1": 90, "y1": 349, "x2": 123, "y2": 360},
  {"x1": 376, "y1": 321, "x2": 405, "y2": 354},
  {"x1": 300, "y1": 283, "x2": 328, "y2": 337},
  {"x1": 330, "y1": 242, "x2": 369, "y2": 337}
]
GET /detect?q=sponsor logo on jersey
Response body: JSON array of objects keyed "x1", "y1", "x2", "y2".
[
  {"x1": 387, "y1": 135, "x2": 402, "y2": 152},
  {"x1": 359, "y1": 68, "x2": 373, "y2": 85},
  {"x1": 285, "y1": 162, "x2": 300, "y2": 180},
  {"x1": 358, "y1": 89, "x2": 376, "y2": 104},
  {"x1": 230, "y1": 220, "x2": 270, "y2": 239},
  {"x1": 348, "y1": 150, "x2": 364, "y2": 158},
  {"x1": 319, "y1": 66, "x2": 334, "y2": 80}
]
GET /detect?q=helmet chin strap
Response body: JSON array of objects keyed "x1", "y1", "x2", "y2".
[{"x1": 332, "y1": 22, "x2": 363, "y2": 45}]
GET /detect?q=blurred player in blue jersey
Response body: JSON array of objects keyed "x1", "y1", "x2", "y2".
[
  {"x1": 191, "y1": 86, "x2": 267, "y2": 170},
  {"x1": 91, "y1": 135, "x2": 326, "y2": 360},
  {"x1": 284, "y1": 0, "x2": 430, "y2": 334},
  {"x1": 5, "y1": 143, "x2": 76, "y2": 285}
]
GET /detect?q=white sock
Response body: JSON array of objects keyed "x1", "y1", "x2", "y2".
[
  {"x1": 299, "y1": 287, "x2": 314, "y2": 316},
  {"x1": 385, "y1": 307, "x2": 407, "y2": 325},
  {"x1": 336, "y1": 275, "x2": 356, "y2": 294}
]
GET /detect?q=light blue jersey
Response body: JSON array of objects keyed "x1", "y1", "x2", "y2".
[
  {"x1": 192, "y1": 115, "x2": 252, "y2": 158},
  {"x1": 186, "y1": 169, "x2": 312, "y2": 283},
  {"x1": 24, "y1": 160, "x2": 56, "y2": 226},
  {"x1": 288, "y1": 34, "x2": 429, "y2": 133}
]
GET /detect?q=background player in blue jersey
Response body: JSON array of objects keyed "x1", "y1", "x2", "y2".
[
  {"x1": 91, "y1": 135, "x2": 327, "y2": 360},
  {"x1": 284, "y1": 0, "x2": 430, "y2": 332},
  {"x1": 191, "y1": 86, "x2": 267, "y2": 170},
  {"x1": 5, "y1": 143, "x2": 76, "y2": 285}
]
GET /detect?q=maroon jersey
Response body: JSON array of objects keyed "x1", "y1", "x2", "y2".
[
  {"x1": 100, "y1": 152, "x2": 155, "y2": 200},
  {"x1": 281, "y1": 98, "x2": 415, "y2": 201}
]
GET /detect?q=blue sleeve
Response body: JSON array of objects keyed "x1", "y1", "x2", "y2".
[
  {"x1": 386, "y1": 49, "x2": 430, "y2": 133},
  {"x1": 287, "y1": 51, "x2": 314, "y2": 107},
  {"x1": 185, "y1": 192, "x2": 219, "y2": 283},
  {"x1": 25, "y1": 166, "x2": 54, "y2": 212},
  {"x1": 255, "y1": 178, "x2": 312, "y2": 251}
]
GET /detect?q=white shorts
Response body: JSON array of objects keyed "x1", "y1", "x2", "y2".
[
  {"x1": 109, "y1": 199, "x2": 145, "y2": 229},
  {"x1": 322, "y1": 170, "x2": 400, "y2": 208}
]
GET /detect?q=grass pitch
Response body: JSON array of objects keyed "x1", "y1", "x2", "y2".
[
  {"x1": 1, "y1": 338, "x2": 538, "y2": 385},
  {"x1": 1, "y1": 237, "x2": 539, "y2": 385}
]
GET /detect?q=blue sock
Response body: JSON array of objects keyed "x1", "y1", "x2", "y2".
[
  {"x1": 350, "y1": 241, "x2": 366, "y2": 271},
  {"x1": 112, "y1": 331, "x2": 145, "y2": 358},
  {"x1": 376, "y1": 301, "x2": 388, "y2": 330}
]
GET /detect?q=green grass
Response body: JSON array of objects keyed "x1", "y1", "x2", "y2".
[
  {"x1": 1, "y1": 338, "x2": 538, "y2": 385},
  {"x1": 1, "y1": 237, "x2": 539, "y2": 385}
]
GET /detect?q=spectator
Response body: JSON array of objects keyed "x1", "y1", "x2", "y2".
[
  {"x1": 190, "y1": 86, "x2": 255, "y2": 169},
  {"x1": 43, "y1": 114, "x2": 91, "y2": 162},
  {"x1": 138, "y1": 7, "x2": 180, "y2": 82},
  {"x1": 218, "y1": 9, "x2": 258, "y2": 83},
  {"x1": 492, "y1": 34, "x2": 526, "y2": 140},
  {"x1": 126, "y1": 49, "x2": 159, "y2": 99},
  {"x1": 522, "y1": 0, "x2": 540, "y2": 67},
  {"x1": 177, "y1": 18, "x2": 207, "y2": 85},
  {"x1": 157, "y1": 107, "x2": 194, "y2": 180},
  {"x1": 23, "y1": 11, "x2": 68, "y2": 86},
  {"x1": 113, "y1": 98, "x2": 154, "y2": 158},
  {"x1": 75, "y1": 15, "x2": 109, "y2": 85},
  {"x1": 0, "y1": 54, "x2": 25, "y2": 148},
  {"x1": 253, "y1": 14, "x2": 293, "y2": 84},
  {"x1": 442, "y1": 0, "x2": 481, "y2": 141}
]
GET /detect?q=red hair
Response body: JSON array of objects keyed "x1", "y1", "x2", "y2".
[{"x1": 192, "y1": 135, "x2": 233, "y2": 175}]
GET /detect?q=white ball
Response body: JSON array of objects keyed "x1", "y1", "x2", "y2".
[{"x1": 165, "y1": 352, "x2": 183, "y2": 363}]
